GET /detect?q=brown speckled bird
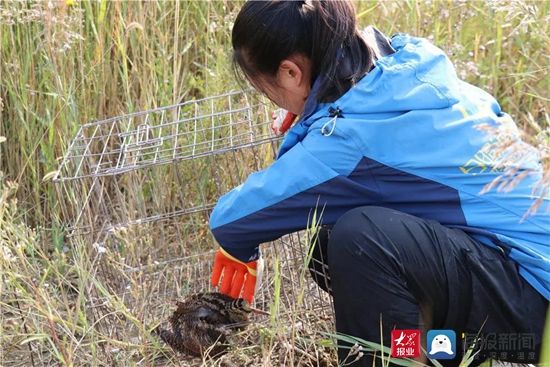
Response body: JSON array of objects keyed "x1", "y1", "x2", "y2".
[{"x1": 155, "y1": 292, "x2": 268, "y2": 357}]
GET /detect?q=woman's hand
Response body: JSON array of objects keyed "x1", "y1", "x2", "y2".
[{"x1": 210, "y1": 248, "x2": 259, "y2": 303}]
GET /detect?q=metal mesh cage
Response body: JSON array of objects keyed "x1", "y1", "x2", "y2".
[
  {"x1": 55, "y1": 90, "x2": 275, "y2": 180},
  {"x1": 53, "y1": 90, "x2": 282, "y2": 237},
  {"x1": 50, "y1": 90, "x2": 335, "y2": 366}
]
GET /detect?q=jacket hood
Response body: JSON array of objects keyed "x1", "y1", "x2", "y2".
[
  {"x1": 278, "y1": 33, "x2": 463, "y2": 158},
  {"x1": 337, "y1": 33, "x2": 462, "y2": 115}
]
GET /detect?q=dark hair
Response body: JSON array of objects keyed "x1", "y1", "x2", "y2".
[{"x1": 232, "y1": 0, "x2": 374, "y2": 103}]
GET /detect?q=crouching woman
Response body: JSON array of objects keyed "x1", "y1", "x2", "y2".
[{"x1": 208, "y1": 1, "x2": 549, "y2": 366}]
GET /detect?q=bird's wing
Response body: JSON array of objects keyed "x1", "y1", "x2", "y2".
[{"x1": 193, "y1": 306, "x2": 228, "y2": 325}]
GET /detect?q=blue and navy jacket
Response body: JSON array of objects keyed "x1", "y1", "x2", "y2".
[{"x1": 210, "y1": 33, "x2": 550, "y2": 300}]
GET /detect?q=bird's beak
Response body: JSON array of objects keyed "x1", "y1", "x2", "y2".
[{"x1": 249, "y1": 306, "x2": 270, "y2": 316}]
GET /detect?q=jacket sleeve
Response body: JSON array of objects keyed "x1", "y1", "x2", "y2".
[{"x1": 209, "y1": 130, "x2": 370, "y2": 262}]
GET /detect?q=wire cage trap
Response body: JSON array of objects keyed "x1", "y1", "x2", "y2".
[{"x1": 48, "y1": 90, "x2": 335, "y2": 366}]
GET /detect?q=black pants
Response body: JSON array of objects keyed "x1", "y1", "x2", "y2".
[{"x1": 307, "y1": 206, "x2": 548, "y2": 367}]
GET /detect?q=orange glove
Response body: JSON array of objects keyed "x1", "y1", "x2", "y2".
[
  {"x1": 210, "y1": 248, "x2": 259, "y2": 303},
  {"x1": 271, "y1": 109, "x2": 298, "y2": 136}
]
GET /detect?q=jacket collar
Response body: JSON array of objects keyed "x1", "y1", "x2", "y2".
[{"x1": 276, "y1": 76, "x2": 325, "y2": 158}]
